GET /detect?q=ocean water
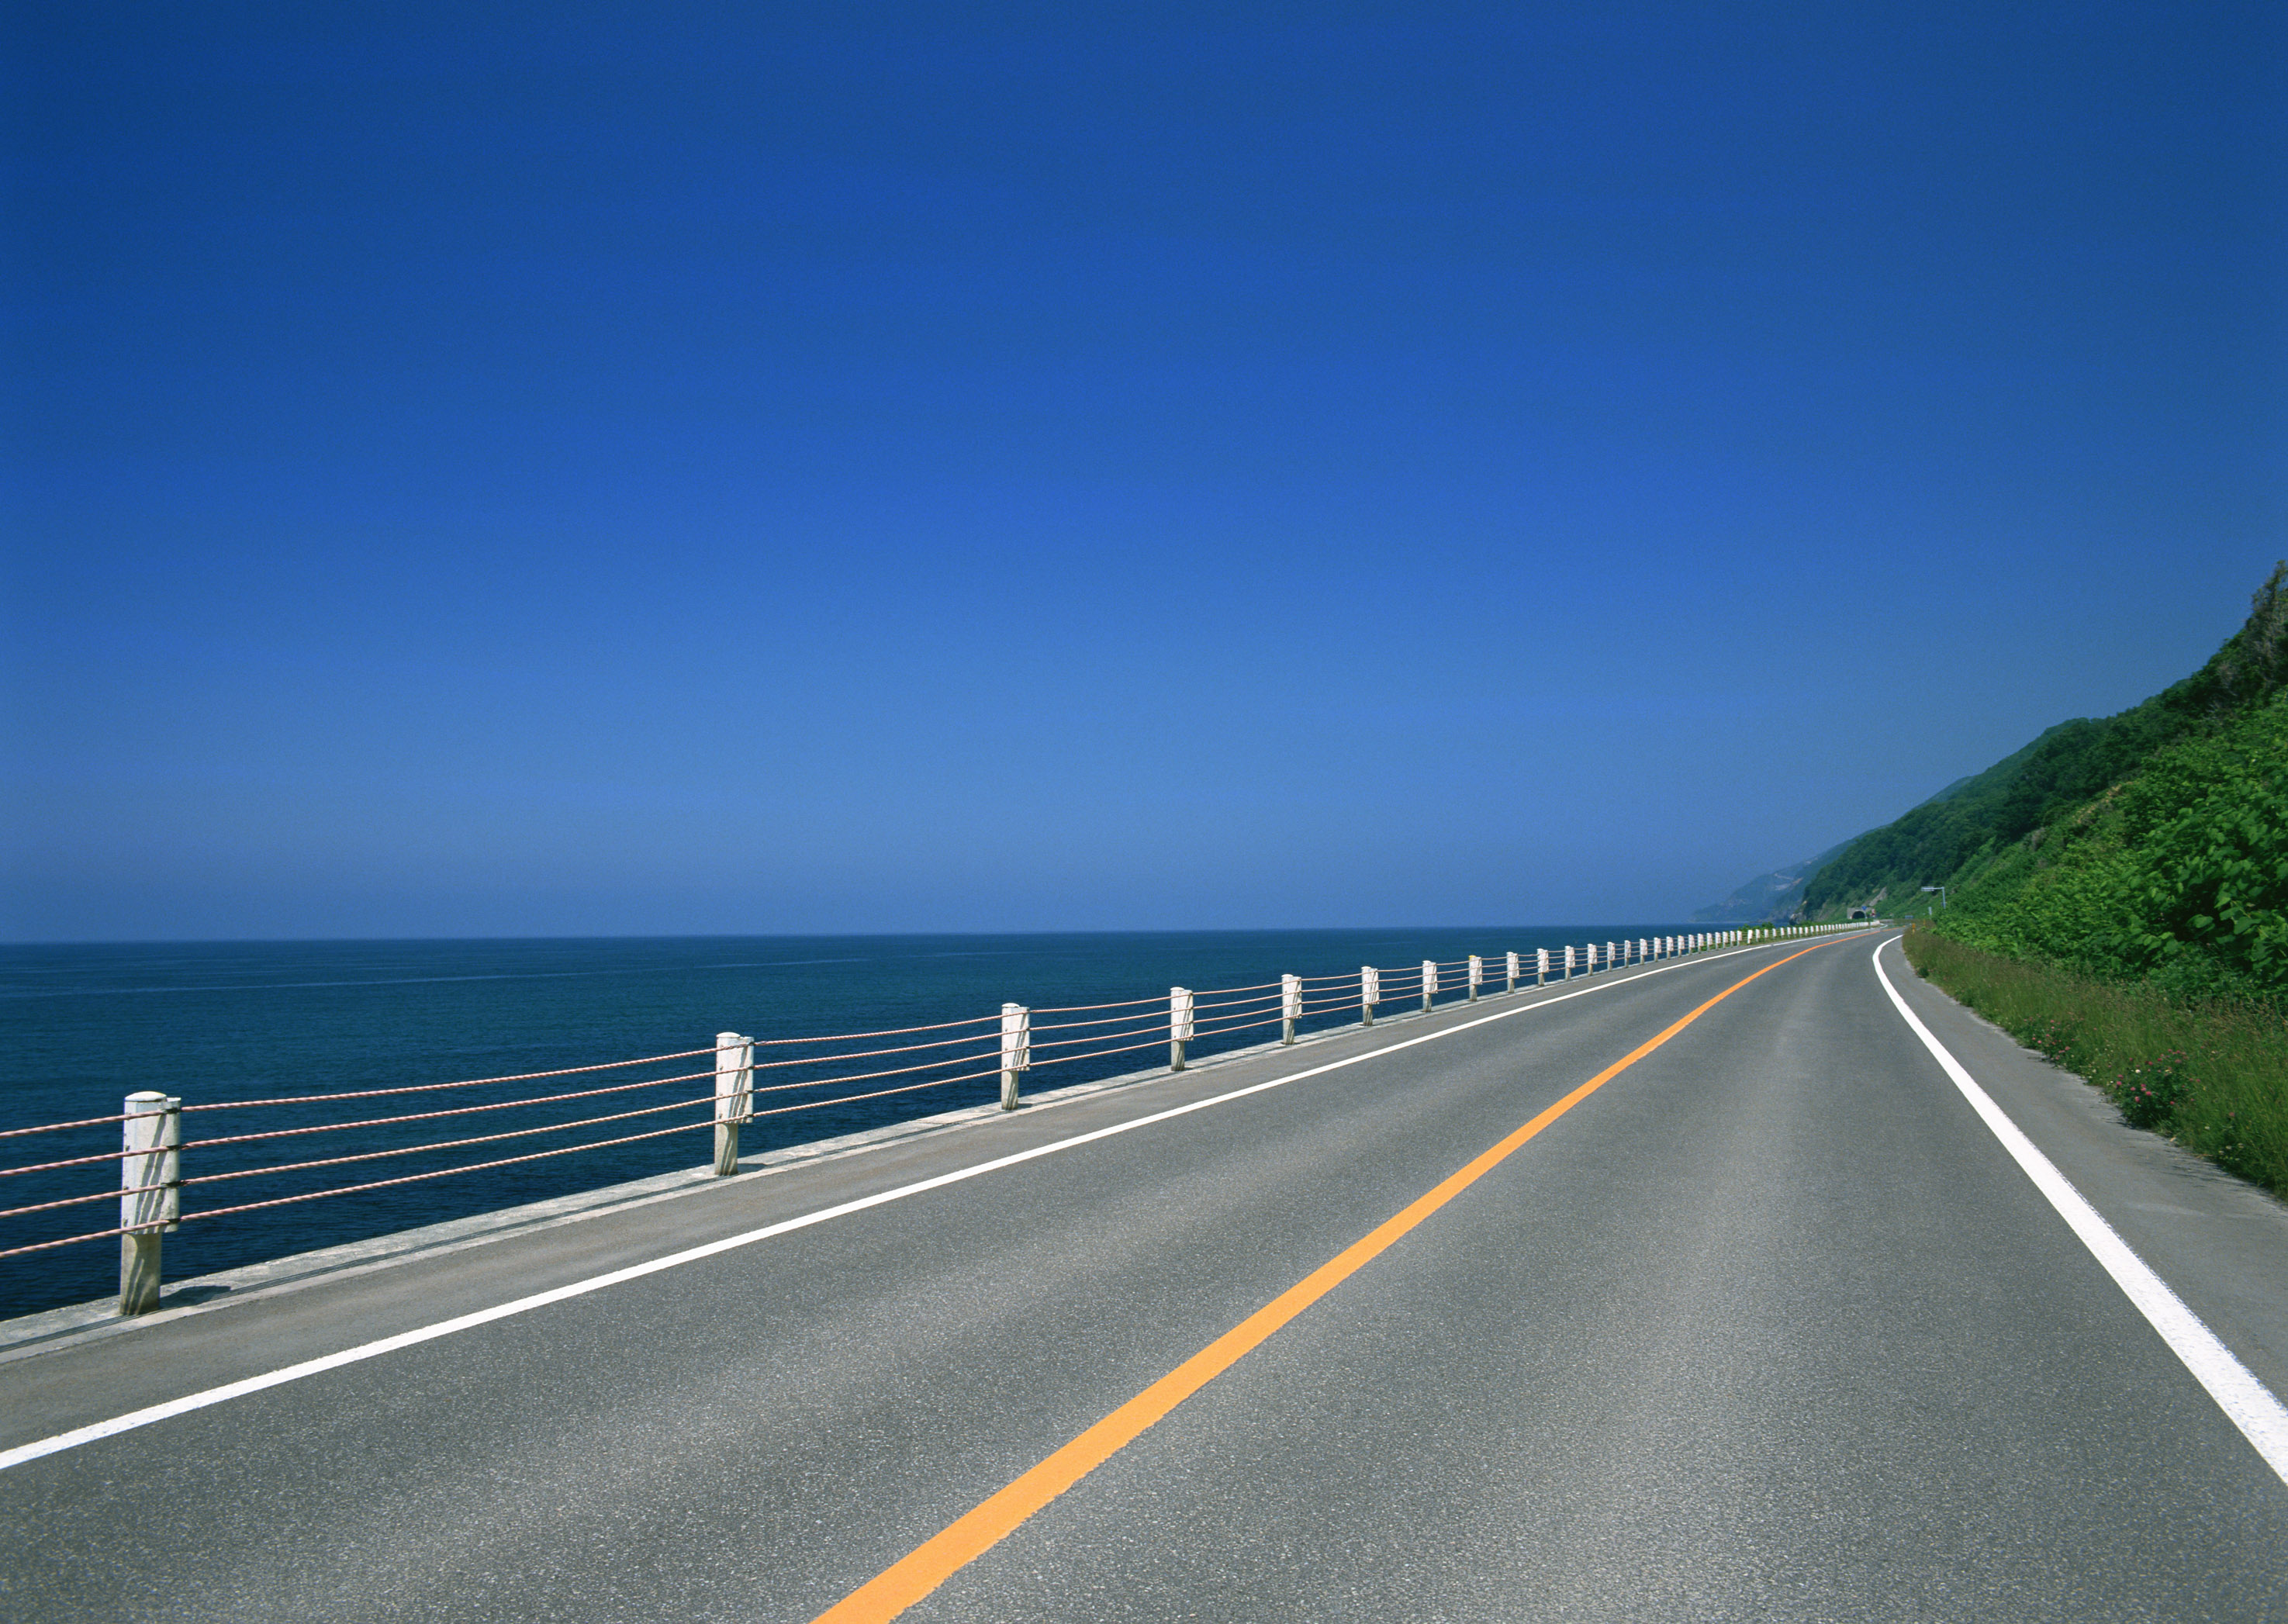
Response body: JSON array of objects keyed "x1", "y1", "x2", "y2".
[{"x1": 0, "y1": 926, "x2": 1697, "y2": 1318}]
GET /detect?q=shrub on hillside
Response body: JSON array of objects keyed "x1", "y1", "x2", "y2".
[{"x1": 1937, "y1": 694, "x2": 2288, "y2": 1002}]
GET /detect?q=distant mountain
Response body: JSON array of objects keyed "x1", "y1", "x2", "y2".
[
  {"x1": 1692, "y1": 762, "x2": 1998, "y2": 924},
  {"x1": 1690, "y1": 838, "x2": 1858, "y2": 924}
]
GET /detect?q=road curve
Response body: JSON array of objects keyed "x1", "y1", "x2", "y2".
[{"x1": 2, "y1": 934, "x2": 2283, "y2": 1622}]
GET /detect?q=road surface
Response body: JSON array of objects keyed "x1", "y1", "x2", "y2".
[{"x1": 2, "y1": 933, "x2": 2283, "y2": 1621}]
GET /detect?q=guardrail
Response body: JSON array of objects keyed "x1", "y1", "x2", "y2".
[{"x1": 2, "y1": 922, "x2": 1880, "y2": 1314}]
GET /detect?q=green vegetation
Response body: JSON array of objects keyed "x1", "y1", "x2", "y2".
[
  {"x1": 1931, "y1": 693, "x2": 2286, "y2": 1004},
  {"x1": 1901, "y1": 929, "x2": 2288, "y2": 1199},
  {"x1": 1804, "y1": 561, "x2": 2288, "y2": 953},
  {"x1": 1798, "y1": 564, "x2": 2288, "y2": 1193}
]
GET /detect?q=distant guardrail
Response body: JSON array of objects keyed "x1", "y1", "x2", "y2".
[{"x1": 1, "y1": 923, "x2": 1880, "y2": 1314}]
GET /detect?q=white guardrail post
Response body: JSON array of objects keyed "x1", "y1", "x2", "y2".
[
  {"x1": 714, "y1": 1032, "x2": 754, "y2": 1175},
  {"x1": 1170, "y1": 987, "x2": 1194, "y2": 1071},
  {"x1": 1536, "y1": 947, "x2": 1549, "y2": 986},
  {"x1": 1467, "y1": 955, "x2": 1482, "y2": 1002},
  {"x1": 1361, "y1": 966, "x2": 1379, "y2": 1026},
  {"x1": 1421, "y1": 960, "x2": 1437, "y2": 1014},
  {"x1": 1563, "y1": 945, "x2": 1574, "y2": 980},
  {"x1": 1505, "y1": 950, "x2": 1519, "y2": 993},
  {"x1": 1281, "y1": 974, "x2": 1301, "y2": 1045},
  {"x1": 1001, "y1": 1003, "x2": 1029, "y2": 1109},
  {"x1": 161, "y1": 1097, "x2": 181, "y2": 1235},
  {"x1": 119, "y1": 1090, "x2": 178, "y2": 1315}
]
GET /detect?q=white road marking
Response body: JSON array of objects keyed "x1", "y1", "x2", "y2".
[
  {"x1": 1, "y1": 938, "x2": 1816, "y2": 1473},
  {"x1": 1872, "y1": 938, "x2": 2288, "y2": 1484}
]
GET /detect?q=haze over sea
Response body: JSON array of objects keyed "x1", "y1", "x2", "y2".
[{"x1": 1, "y1": 925, "x2": 1696, "y2": 1318}]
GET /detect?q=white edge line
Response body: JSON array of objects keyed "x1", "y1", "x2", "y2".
[
  {"x1": 0, "y1": 931, "x2": 1862, "y2": 1473},
  {"x1": 1871, "y1": 938, "x2": 2288, "y2": 1484}
]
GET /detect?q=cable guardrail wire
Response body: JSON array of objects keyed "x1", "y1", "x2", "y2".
[
  {"x1": 1029, "y1": 1021, "x2": 1170, "y2": 1052},
  {"x1": 187, "y1": 1047, "x2": 726, "y2": 1113},
  {"x1": 1030, "y1": 1008, "x2": 1178, "y2": 1033},
  {"x1": 1029, "y1": 992, "x2": 1167, "y2": 1014},
  {"x1": 179, "y1": 1092, "x2": 730, "y2": 1187},
  {"x1": 1029, "y1": 1038, "x2": 1168, "y2": 1070},
  {"x1": 1, "y1": 925, "x2": 1871, "y2": 1308},
  {"x1": 0, "y1": 1108, "x2": 165, "y2": 1141},
  {"x1": 0, "y1": 1183, "x2": 175, "y2": 1222},
  {"x1": 0, "y1": 1145, "x2": 165, "y2": 1180}
]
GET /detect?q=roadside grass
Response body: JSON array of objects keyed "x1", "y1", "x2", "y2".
[{"x1": 1901, "y1": 927, "x2": 2288, "y2": 1201}]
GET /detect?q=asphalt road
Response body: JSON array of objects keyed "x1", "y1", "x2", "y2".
[{"x1": 2, "y1": 933, "x2": 2283, "y2": 1622}]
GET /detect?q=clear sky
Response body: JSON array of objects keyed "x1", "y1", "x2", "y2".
[{"x1": 4, "y1": 2, "x2": 2282, "y2": 941}]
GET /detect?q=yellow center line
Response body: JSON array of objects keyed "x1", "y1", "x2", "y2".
[{"x1": 813, "y1": 939, "x2": 1836, "y2": 1623}]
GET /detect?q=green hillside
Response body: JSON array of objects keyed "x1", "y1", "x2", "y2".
[{"x1": 1802, "y1": 562, "x2": 2287, "y2": 1003}]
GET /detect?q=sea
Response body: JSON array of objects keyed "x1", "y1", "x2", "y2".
[{"x1": 0, "y1": 926, "x2": 1699, "y2": 1319}]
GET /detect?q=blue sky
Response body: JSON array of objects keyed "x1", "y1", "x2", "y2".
[{"x1": 4, "y1": 2, "x2": 2281, "y2": 940}]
